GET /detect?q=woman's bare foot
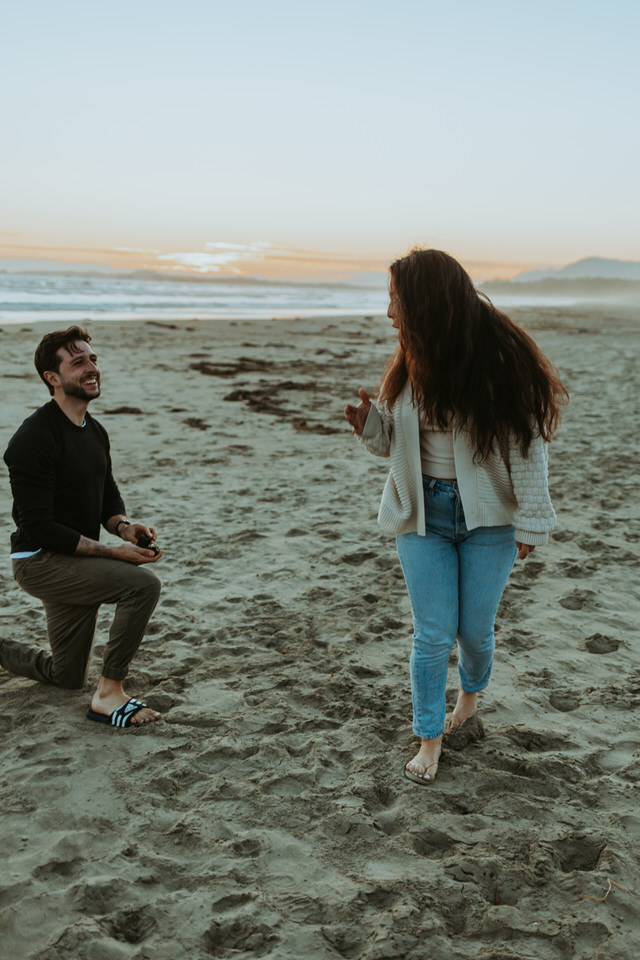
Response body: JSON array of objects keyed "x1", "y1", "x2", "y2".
[
  {"x1": 91, "y1": 677, "x2": 161, "y2": 725},
  {"x1": 446, "y1": 689, "x2": 477, "y2": 731},
  {"x1": 405, "y1": 735, "x2": 442, "y2": 784}
]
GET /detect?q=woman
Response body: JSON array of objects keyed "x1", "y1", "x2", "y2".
[{"x1": 345, "y1": 249, "x2": 567, "y2": 785}]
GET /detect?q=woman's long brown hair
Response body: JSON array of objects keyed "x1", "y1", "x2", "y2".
[{"x1": 380, "y1": 249, "x2": 568, "y2": 459}]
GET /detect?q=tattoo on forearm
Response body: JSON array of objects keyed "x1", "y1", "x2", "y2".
[{"x1": 75, "y1": 535, "x2": 114, "y2": 558}]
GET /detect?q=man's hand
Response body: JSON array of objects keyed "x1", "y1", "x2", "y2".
[
  {"x1": 75, "y1": 534, "x2": 162, "y2": 563},
  {"x1": 107, "y1": 516, "x2": 158, "y2": 547},
  {"x1": 345, "y1": 388, "x2": 372, "y2": 435},
  {"x1": 119, "y1": 522, "x2": 157, "y2": 545},
  {"x1": 112, "y1": 542, "x2": 163, "y2": 565}
]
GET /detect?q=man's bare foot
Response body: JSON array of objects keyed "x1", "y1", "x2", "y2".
[
  {"x1": 405, "y1": 735, "x2": 442, "y2": 784},
  {"x1": 446, "y1": 689, "x2": 477, "y2": 731},
  {"x1": 91, "y1": 677, "x2": 161, "y2": 725}
]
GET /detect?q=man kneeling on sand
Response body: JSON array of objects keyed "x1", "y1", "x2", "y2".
[{"x1": 1, "y1": 326, "x2": 163, "y2": 728}]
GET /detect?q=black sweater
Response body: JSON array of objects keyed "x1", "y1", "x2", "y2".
[{"x1": 4, "y1": 400, "x2": 126, "y2": 555}]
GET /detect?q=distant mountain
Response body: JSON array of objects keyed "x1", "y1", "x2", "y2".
[
  {"x1": 482, "y1": 276, "x2": 640, "y2": 304},
  {"x1": 512, "y1": 257, "x2": 640, "y2": 283}
]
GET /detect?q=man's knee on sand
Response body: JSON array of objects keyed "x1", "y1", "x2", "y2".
[
  {"x1": 50, "y1": 662, "x2": 88, "y2": 690},
  {"x1": 0, "y1": 638, "x2": 88, "y2": 689}
]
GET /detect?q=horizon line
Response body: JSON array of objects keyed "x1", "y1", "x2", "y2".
[{"x1": 0, "y1": 241, "x2": 568, "y2": 283}]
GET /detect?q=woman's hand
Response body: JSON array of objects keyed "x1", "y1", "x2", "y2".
[
  {"x1": 516, "y1": 542, "x2": 536, "y2": 560},
  {"x1": 345, "y1": 388, "x2": 372, "y2": 435}
]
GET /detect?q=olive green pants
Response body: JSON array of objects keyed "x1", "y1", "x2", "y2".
[{"x1": 2, "y1": 550, "x2": 161, "y2": 689}]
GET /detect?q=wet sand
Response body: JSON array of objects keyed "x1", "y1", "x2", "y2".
[{"x1": 0, "y1": 306, "x2": 638, "y2": 959}]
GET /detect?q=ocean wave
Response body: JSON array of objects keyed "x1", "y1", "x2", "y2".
[{"x1": 0, "y1": 271, "x2": 387, "y2": 322}]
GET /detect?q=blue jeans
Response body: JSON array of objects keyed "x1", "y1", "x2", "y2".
[{"x1": 396, "y1": 478, "x2": 517, "y2": 739}]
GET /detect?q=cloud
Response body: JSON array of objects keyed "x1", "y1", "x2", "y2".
[{"x1": 156, "y1": 241, "x2": 286, "y2": 272}]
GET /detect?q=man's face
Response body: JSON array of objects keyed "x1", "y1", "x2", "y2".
[{"x1": 49, "y1": 341, "x2": 101, "y2": 400}]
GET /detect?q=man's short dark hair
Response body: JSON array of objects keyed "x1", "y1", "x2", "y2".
[{"x1": 34, "y1": 326, "x2": 92, "y2": 395}]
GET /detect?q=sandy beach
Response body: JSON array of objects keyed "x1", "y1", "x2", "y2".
[{"x1": 1, "y1": 305, "x2": 639, "y2": 959}]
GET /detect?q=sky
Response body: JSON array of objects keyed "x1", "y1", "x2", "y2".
[{"x1": 1, "y1": 0, "x2": 639, "y2": 280}]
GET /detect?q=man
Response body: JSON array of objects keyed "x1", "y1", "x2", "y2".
[{"x1": 2, "y1": 326, "x2": 163, "y2": 728}]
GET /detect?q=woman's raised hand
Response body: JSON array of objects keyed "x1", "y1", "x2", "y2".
[{"x1": 345, "y1": 388, "x2": 372, "y2": 435}]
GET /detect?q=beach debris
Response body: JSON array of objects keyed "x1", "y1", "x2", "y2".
[
  {"x1": 102, "y1": 406, "x2": 143, "y2": 415},
  {"x1": 183, "y1": 417, "x2": 210, "y2": 430},
  {"x1": 190, "y1": 357, "x2": 271, "y2": 376},
  {"x1": 578, "y1": 878, "x2": 635, "y2": 903},
  {"x1": 223, "y1": 387, "x2": 285, "y2": 415},
  {"x1": 292, "y1": 418, "x2": 341, "y2": 435}
]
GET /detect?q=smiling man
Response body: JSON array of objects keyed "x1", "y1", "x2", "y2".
[{"x1": 2, "y1": 326, "x2": 163, "y2": 728}]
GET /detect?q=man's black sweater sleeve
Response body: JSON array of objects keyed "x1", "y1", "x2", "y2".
[
  {"x1": 96, "y1": 424, "x2": 127, "y2": 527},
  {"x1": 6, "y1": 430, "x2": 82, "y2": 555}
]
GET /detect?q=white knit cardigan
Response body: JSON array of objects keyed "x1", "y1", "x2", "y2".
[{"x1": 359, "y1": 385, "x2": 556, "y2": 546}]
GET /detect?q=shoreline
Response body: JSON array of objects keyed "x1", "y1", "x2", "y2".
[
  {"x1": 2, "y1": 299, "x2": 639, "y2": 326},
  {"x1": 0, "y1": 308, "x2": 390, "y2": 326}
]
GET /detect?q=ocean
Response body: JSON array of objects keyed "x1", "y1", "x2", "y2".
[{"x1": 0, "y1": 269, "x2": 388, "y2": 324}]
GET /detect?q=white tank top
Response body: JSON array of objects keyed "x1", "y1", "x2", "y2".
[{"x1": 419, "y1": 411, "x2": 456, "y2": 479}]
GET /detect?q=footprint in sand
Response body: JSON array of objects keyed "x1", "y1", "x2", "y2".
[
  {"x1": 552, "y1": 529, "x2": 577, "y2": 543},
  {"x1": 366, "y1": 615, "x2": 404, "y2": 635},
  {"x1": 558, "y1": 589, "x2": 597, "y2": 610},
  {"x1": 232, "y1": 837, "x2": 261, "y2": 858},
  {"x1": 550, "y1": 834, "x2": 607, "y2": 872},
  {"x1": 584, "y1": 633, "x2": 620, "y2": 654},
  {"x1": 316, "y1": 528, "x2": 342, "y2": 540},
  {"x1": 445, "y1": 856, "x2": 513, "y2": 904},
  {"x1": 104, "y1": 908, "x2": 157, "y2": 945},
  {"x1": 502, "y1": 629, "x2": 535, "y2": 652},
  {"x1": 549, "y1": 691, "x2": 581, "y2": 712},
  {"x1": 33, "y1": 856, "x2": 82, "y2": 880},
  {"x1": 204, "y1": 916, "x2": 278, "y2": 954},
  {"x1": 503, "y1": 726, "x2": 573, "y2": 752},
  {"x1": 576, "y1": 534, "x2": 608, "y2": 553},
  {"x1": 302, "y1": 586, "x2": 334, "y2": 601},
  {"x1": 412, "y1": 828, "x2": 459, "y2": 859},
  {"x1": 341, "y1": 550, "x2": 378, "y2": 565},
  {"x1": 475, "y1": 763, "x2": 562, "y2": 799},
  {"x1": 349, "y1": 664, "x2": 382, "y2": 679},
  {"x1": 518, "y1": 560, "x2": 545, "y2": 578},
  {"x1": 558, "y1": 559, "x2": 598, "y2": 578}
]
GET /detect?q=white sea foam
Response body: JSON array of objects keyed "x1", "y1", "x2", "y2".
[{"x1": 0, "y1": 270, "x2": 387, "y2": 324}]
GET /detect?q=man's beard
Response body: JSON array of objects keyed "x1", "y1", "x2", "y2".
[{"x1": 59, "y1": 376, "x2": 101, "y2": 400}]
